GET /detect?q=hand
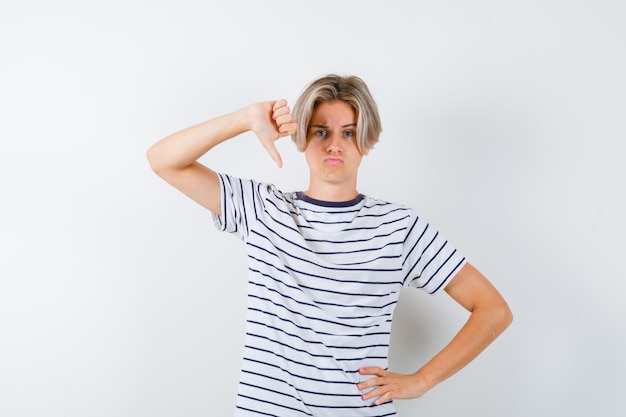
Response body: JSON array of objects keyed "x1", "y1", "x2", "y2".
[
  {"x1": 248, "y1": 99, "x2": 298, "y2": 168},
  {"x1": 357, "y1": 367, "x2": 428, "y2": 406}
]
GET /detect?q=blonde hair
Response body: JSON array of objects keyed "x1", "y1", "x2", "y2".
[{"x1": 291, "y1": 74, "x2": 382, "y2": 154}]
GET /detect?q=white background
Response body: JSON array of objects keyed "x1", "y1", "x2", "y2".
[{"x1": 1, "y1": 1, "x2": 625, "y2": 416}]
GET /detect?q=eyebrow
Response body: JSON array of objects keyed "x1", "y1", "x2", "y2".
[{"x1": 309, "y1": 123, "x2": 357, "y2": 129}]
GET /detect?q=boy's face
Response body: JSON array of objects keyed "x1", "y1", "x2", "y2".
[{"x1": 304, "y1": 100, "x2": 363, "y2": 191}]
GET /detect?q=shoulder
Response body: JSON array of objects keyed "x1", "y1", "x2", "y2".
[
  {"x1": 362, "y1": 195, "x2": 413, "y2": 216},
  {"x1": 217, "y1": 172, "x2": 294, "y2": 208},
  {"x1": 355, "y1": 195, "x2": 416, "y2": 232},
  {"x1": 217, "y1": 172, "x2": 278, "y2": 194}
]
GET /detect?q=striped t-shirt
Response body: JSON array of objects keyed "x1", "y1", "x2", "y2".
[{"x1": 213, "y1": 173, "x2": 466, "y2": 417}]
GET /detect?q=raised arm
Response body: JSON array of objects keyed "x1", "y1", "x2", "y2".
[
  {"x1": 357, "y1": 263, "x2": 513, "y2": 405},
  {"x1": 146, "y1": 100, "x2": 297, "y2": 214}
]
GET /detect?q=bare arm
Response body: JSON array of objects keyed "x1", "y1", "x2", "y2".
[
  {"x1": 146, "y1": 100, "x2": 297, "y2": 214},
  {"x1": 358, "y1": 262, "x2": 513, "y2": 405}
]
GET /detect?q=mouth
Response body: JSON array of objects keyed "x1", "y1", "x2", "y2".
[{"x1": 325, "y1": 157, "x2": 344, "y2": 165}]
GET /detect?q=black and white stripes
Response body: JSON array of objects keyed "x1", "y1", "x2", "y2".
[{"x1": 214, "y1": 173, "x2": 466, "y2": 417}]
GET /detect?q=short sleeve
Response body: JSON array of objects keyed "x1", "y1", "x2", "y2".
[
  {"x1": 401, "y1": 210, "x2": 467, "y2": 294},
  {"x1": 212, "y1": 173, "x2": 270, "y2": 241}
]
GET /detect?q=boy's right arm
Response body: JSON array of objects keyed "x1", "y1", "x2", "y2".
[{"x1": 146, "y1": 100, "x2": 297, "y2": 215}]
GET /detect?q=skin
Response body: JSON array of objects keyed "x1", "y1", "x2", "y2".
[
  {"x1": 146, "y1": 99, "x2": 295, "y2": 215},
  {"x1": 357, "y1": 262, "x2": 512, "y2": 405},
  {"x1": 146, "y1": 97, "x2": 513, "y2": 406},
  {"x1": 303, "y1": 100, "x2": 363, "y2": 201}
]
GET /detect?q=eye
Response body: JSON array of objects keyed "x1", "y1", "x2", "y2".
[
  {"x1": 314, "y1": 130, "x2": 327, "y2": 137},
  {"x1": 344, "y1": 130, "x2": 354, "y2": 137}
]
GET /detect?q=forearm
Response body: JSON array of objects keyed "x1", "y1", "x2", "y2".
[
  {"x1": 146, "y1": 100, "x2": 293, "y2": 212},
  {"x1": 414, "y1": 301, "x2": 512, "y2": 392},
  {"x1": 147, "y1": 106, "x2": 253, "y2": 174},
  {"x1": 357, "y1": 298, "x2": 511, "y2": 405}
]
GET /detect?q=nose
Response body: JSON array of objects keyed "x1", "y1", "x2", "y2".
[{"x1": 326, "y1": 132, "x2": 343, "y2": 153}]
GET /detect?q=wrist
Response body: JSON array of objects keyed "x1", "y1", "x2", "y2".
[
  {"x1": 232, "y1": 104, "x2": 256, "y2": 133},
  {"x1": 240, "y1": 101, "x2": 271, "y2": 134},
  {"x1": 411, "y1": 369, "x2": 435, "y2": 395}
]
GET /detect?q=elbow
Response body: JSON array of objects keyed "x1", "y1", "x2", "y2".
[
  {"x1": 146, "y1": 145, "x2": 165, "y2": 175},
  {"x1": 494, "y1": 301, "x2": 513, "y2": 336}
]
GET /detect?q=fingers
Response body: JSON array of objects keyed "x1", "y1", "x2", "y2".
[
  {"x1": 357, "y1": 368, "x2": 385, "y2": 391},
  {"x1": 278, "y1": 122, "x2": 298, "y2": 136},
  {"x1": 357, "y1": 367, "x2": 415, "y2": 406},
  {"x1": 359, "y1": 366, "x2": 386, "y2": 377},
  {"x1": 359, "y1": 380, "x2": 394, "y2": 406},
  {"x1": 357, "y1": 367, "x2": 386, "y2": 404},
  {"x1": 272, "y1": 100, "x2": 298, "y2": 136},
  {"x1": 272, "y1": 98, "x2": 288, "y2": 111},
  {"x1": 272, "y1": 100, "x2": 290, "y2": 120},
  {"x1": 262, "y1": 141, "x2": 283, "y2": 169},
  {"x1": 249, "y1": 101, "x2": 290, "y2": 168}
]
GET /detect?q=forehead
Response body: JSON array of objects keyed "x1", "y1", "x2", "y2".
[{"x1": 310, "y1": 101, "x2": 356, "y2": 124}]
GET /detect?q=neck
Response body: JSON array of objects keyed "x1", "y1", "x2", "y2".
[{"x1": 303, "y1": 182, "x2": 359, "y2": 202}]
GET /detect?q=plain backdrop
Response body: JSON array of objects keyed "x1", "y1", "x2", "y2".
[{"x1": 1, "y1": 1, "x2": 625, "y2": 416}]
